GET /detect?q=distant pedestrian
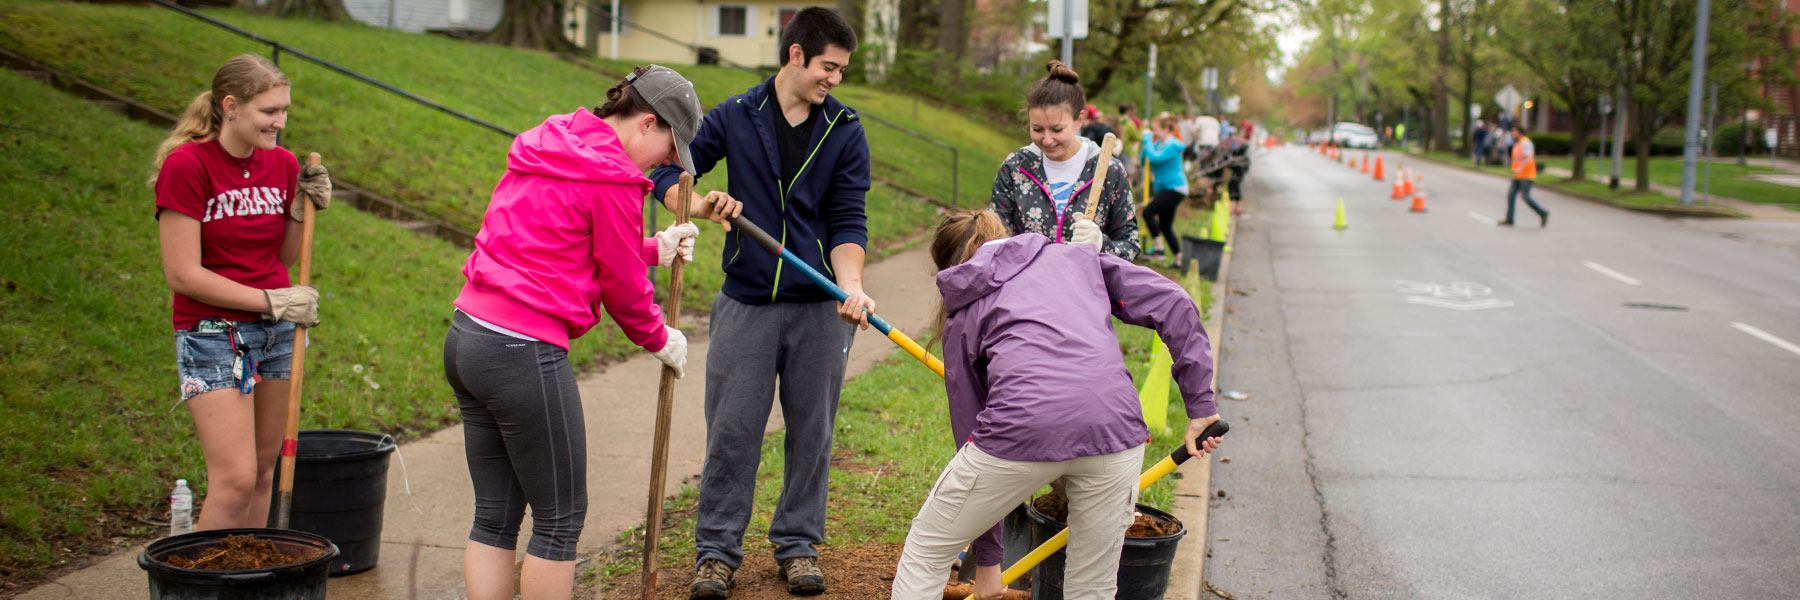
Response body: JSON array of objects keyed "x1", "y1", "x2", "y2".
[
  {"x1": 1472, "y1": 119, "x2": 1488, "y2": 167},
  {"x1": 1141, "y1": 113, "x2": 1188, "y2": 265},
  {"x1": 1078, "y1": 105, "x2": 1114, "y2": 147},
  {"x1": 1501, "y1": 124, "x2": 1549, "y2": 227}
]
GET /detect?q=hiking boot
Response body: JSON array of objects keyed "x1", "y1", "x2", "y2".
[
  {"x1": 1540, "y1": 212, "x2": 1550, "y2": 228},
  {"x1": 778, "y1": 556, "x2": 826, "y2": 596},
  {"x1": 689, "y1": 559, "x2": 734, "y2": 599},
  {"x1": 1497, "y1": 219, "x2": 1516, "y2": 227}
]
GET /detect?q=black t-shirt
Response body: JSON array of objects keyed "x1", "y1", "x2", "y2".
[{"x1": 773, "y1": 102, "x2": 820, "y2": 187}]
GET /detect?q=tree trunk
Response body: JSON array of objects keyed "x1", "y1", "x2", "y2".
[
  {"x1": 1430, "y1": 0, "x2": 1453, "y2": 152},
  {"x1": 485, "y1": 0, "x2": 580, "y2": 53},
  {"x1": 266, "y1": 0, "x2": 350, "y2": 21},
  {"x1": 936, "y1": 0, "x2": 965, "y2": 61},
  {"x1": 1569, "y1": 109, "x2": 1591, "y2": 180},
  {"x1": 1633, "y1": 99, "x2": 1654, "y2": 191}
]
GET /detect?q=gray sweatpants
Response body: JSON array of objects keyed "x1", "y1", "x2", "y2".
[{"x1": 694, "y1": 294, "x2": 856, "y2": 568}]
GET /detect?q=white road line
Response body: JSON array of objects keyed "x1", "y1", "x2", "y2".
[
  {"x1": 1730, "y1": 322, "x2": 1800, "y2": 359},
  {"x1": 1581, "y1": 261, "x2": 1642, "y2": 286},
  {"x1": 1467, "y1": 211, "x2": 1497, "y2": 225}
]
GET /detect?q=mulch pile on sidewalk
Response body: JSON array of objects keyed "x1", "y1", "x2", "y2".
[{"x1": 606, "y1": 543, "x2": 901, "y2": 599}]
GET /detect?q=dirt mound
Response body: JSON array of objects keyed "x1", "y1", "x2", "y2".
[
  {"x1": 607, "y1": 543, "x2": 902, "y2": 599},
  {"x1": 164, "y1": 534, "x2": 321, "y2": 570}
]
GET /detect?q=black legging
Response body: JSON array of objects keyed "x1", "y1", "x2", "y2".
[{"x1": 1144, "y1": 189, "x2": 1185, "y2": 255}]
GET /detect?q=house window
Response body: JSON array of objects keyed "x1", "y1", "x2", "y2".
[
  {"x1": 717, "y1": 5, "x2": 748, "y2": 36},
  {"x1": 597, "y1": 4, "x2": 631, "y2": 35}
]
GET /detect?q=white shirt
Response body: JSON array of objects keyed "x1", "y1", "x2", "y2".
[{"x1": 1040, "y1": 141, "x2": 1094, "y2": 215}]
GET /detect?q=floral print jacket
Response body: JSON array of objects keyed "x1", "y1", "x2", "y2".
[{"x1": 988, "y1": 141, "x2": 1141, "y2": 261}]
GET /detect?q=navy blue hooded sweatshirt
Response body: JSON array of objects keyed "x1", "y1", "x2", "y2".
[{"x1": 650, "y1": 77, "x2": 871, "y2": 305}]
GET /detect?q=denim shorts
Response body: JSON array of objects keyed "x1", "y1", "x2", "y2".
[{"x1": 174, "y1": 319, "x2": 295, "y2": 401}]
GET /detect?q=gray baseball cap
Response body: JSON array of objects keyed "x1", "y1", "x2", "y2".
[{"x1": 627, "y1": 65, "x2": 702, "y2": 174}]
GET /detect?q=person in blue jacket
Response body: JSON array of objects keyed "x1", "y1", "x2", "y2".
[
  {"x1": 1141, "y1": 113, "x2": 1189, "y2": 266},
  {"x1": 647, "y1": 7, "x2": 871, "y2": 599}
]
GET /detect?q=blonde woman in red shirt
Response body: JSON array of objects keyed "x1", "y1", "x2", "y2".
[{"x1": 153, "y1": 54, "x2": 332, "y2": 530}]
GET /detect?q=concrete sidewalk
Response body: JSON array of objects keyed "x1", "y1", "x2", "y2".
[
  {"x1": 22, "y1": 246, "x2": 941, "y2": 600},
  {"x1": 1537, "y1": 165, "x2": 1800, "y2": 221}
]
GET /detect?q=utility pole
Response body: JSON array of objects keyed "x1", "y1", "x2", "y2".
[
  {"x1": 609, "y1": 0, "x2": 619, "y2": 60},
  {"x1": 1061, "y1": 0, "x2": 1073, "y2": 66},
  {"x1": 1679, "y1": 0, "x2": 1711, "y2": 205}
]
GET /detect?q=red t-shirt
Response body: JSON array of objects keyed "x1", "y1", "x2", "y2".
[{"x1": 154, "y1": 140, "x2": 299, "y2": 330}]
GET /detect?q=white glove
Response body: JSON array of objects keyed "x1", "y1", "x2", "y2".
[
  {"x1": 650, "y1": 326, "x2": 688, "y2": 378},
  {"x1": 655, "y1": 222, "x2": 700, "y2": 267},
  {"x1": 1069, "y1": 216, "x2": 1104, "y2": 251}
]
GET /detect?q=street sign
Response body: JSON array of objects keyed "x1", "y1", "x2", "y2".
[
  {"x1": 1223, "y1": 95, "x2": 1240, "y2": 114},
  {"x1": 1495, "y1": 85, "x2": 1523, "y2": 114},
  {"x1": 1201, "y1": 67, "x2": 1219, "y2": 91},
  {"x1": 1469, "y1": 104, "x2": 1482, "y2": 118},
  {"x1": 1046, "y1": 0, "x2": 1088, "y2": 39},
  {"x1": 1767, "y1": 128, "x2": 1780, "y2": 150}
]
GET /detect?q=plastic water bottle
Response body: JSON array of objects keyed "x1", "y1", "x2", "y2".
[{"x1": 169, "y1": 479, "x2": 193, "y2": 537}]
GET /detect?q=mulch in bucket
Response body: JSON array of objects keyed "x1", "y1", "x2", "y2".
[
  {"x1": 164, "y1": 534, "x2": 323, "y2": 570},
  {"x1": 1030, "y1": 494, "x2": 1184, "y2": 539}
]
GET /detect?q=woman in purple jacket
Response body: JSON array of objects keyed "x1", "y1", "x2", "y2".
[{"x1": 889, "y1": 210, "x2": 1225, "y2": 599}]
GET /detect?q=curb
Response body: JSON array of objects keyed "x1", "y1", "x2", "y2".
[
  {"x1": 1404, "y1": 151, "x2": 1749, "y2": 219},
  {"x1": 1166, "y1": 194, "x2": 1238, "y2": 600}
]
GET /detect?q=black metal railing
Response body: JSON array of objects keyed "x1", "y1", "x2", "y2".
[
  {"x1": 596, "y1": 8, "x2": 960, "y2": 204},
  {"x1": 151, "y1": 0, "x2": 516, "y2": 139}
]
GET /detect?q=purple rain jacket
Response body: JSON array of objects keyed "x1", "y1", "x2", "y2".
[{"x1": 935, "y1": 233, "x2": 1217, "y2": 566}]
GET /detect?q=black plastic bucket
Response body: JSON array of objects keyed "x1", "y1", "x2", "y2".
[
  {"x1": 282, "y1": 429, "x2": 396, "y2": 576},
  {"x1": 1180, "y1": 236, "x2": 1225, "y2": 282},
  {"x1": 1024, "y1": 502, "x2": 1187, "y2": 600},
  {"x1": 138, "y1": 527, "x2": 338, "y2": 599}
]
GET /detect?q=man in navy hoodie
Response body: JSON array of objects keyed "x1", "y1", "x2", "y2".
[{"x1": 649, "y1": 7, "x2": 871, "y2": 598}]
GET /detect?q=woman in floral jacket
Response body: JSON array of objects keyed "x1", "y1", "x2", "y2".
[{"x1": 988, "y1": 61, "x2": 1139, "y2": 261}]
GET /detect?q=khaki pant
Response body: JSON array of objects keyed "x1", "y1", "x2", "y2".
[{"x1": 890, "y1": 443, "x2": 1145, "y2": 600}]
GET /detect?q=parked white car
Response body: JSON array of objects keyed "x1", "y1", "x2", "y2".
[{"x1": 1330, "y1": 122, "x2": 1380, "y2": 149}]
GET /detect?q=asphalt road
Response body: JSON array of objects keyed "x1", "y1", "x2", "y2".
[{"x1": 1203, "y1": 147, "x2": 1800, "y2": 599}]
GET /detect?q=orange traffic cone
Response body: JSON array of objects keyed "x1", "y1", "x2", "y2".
[
  {"x1": 1361, "y1": 153, "x2": 1371, "y2": 174},
  {"x1": 1372, "y1": 156, "x2": 1384, "y2": 180},
  {"x1": 1410, "y1": 177, "x2": 1428, "y2": 213},
  {"x1": 1402, "y1": 170, "x2": 1415, "y2": 196},
  {"x1": 1391, "y1": 178, "x2": 1404, "y2": 200}
]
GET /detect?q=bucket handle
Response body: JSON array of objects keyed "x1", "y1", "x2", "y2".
[
  {"x1": 217, "y1": 570, "x2": 276, "y2": 584},
  {"x1": 383, "y1": 434, "x2": 424, "y2": 515}
]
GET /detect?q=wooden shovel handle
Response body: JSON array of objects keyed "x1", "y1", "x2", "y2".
[
  {"x1": 1082, "y1": 132, "x2": 1119, "y2": 221},
  {"x1": 274, "y1": 152, "x2": 321, "y2": 529},
  {"x1": 642, "y1": 172, "x2": 693, "y2": 596}
]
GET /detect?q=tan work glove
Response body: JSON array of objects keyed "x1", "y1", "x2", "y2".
[
  {"x1": 264, "y1": 286, "x2": 321, "y2": 328},
  {"x1": 291, "y1": 162, "x2": 332, "y2": 222},
  {"x1": 650, "y1": 326, "x2": 688, "y2": 378}
]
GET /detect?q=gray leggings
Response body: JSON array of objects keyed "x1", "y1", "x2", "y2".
[{"x1": 443, "y1": 311, "x2": 586, "y2": 560}]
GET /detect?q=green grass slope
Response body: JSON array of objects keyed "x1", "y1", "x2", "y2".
[{"x1": 0, "y1": 67, "x2": 536, "y2": 581}]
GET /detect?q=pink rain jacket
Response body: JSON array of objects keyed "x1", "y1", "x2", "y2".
[{"x1": 455, "y1": 108, "x2": 667, "y2": 351}]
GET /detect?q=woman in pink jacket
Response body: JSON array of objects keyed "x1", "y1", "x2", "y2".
[{"x1": 444, "y1": 65, "x2": 709, "y2": 600}]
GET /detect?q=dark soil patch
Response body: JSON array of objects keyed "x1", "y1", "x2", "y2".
[
  {"x1": 1126, "y1": 512, "x2": 1181, "y2": 538},
  {"x1": 164, "y1": 534, "x2": 321, "y2": 571},
  {"x1": 606, "y1": 543, "x2": 901, "y2": 599},
  {"x1": 1032, "y1": 495, "x2": 1182, "y2": 538}
]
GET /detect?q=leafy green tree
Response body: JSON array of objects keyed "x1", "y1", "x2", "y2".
[{"x1": 1495, "y1": 0, "x2": 1622, "y2": 178}]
